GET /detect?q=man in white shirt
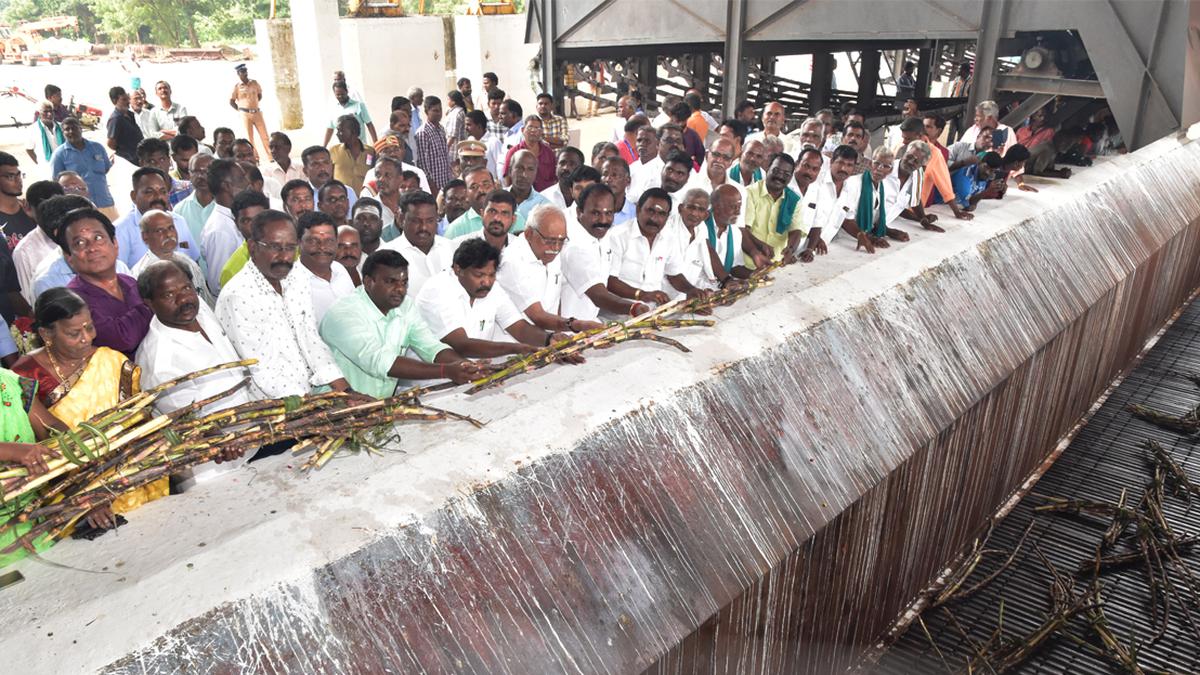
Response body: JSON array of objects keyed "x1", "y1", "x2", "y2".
[
  {"x1": 607, "y1": 187, "x2": 708, "y2": 304},
  {"x1": 130, "y1": 209, "x2": 211, "y2": 306},
  {"x1": 558, "y1": 183, "x2": 654, "y2": 321},
  {"x1": 136, "y1": 260, "x2": 250, "y2": 480},
  {"x1": 294, "y1": 210, "x2": 355, "y2": 322},
  {"x1": 200, "y1": 159, "x2": 250, "y2": 294},
  {"x1": 486, "y1": 101, "x2": 524, "y2": 184},
  {"x1": 610, "y1": 95, "x2": 636, "y2": 144},
  {"x1": 630, "y1": 124, "x2": 686, "y2": 199},
  {"x1": 685, "y1": 137, "x2": 747, "y2": 225},
  {"x1": 745, "y1": 101, "x2": 787, "y2": 147},
  {"x1": 539, "y1": 146, "x2": 583, "y2": 209},
  {"x1": 379, "y1": 191, "x2": 453, "y2": 299},
  {"x1": 417, "y1": 237, "x2": 567, "y2": 359},
  {"x1": 215, "y1": 209, "x2": 349, "y2": 399},
  {"x1": 130, "y1": 88, "x2": 176, "y2": 140},
  {"x1": 600, "y1": 158, "x2": 638, "y2": 227},
  {"x1": 804, "y1": 145, "x2": 862, "y2": 252},
  {"x1": 681, "y1": 184, "x2": 750, "y2": 291},
  {"x1": 19, "y1": 194, "x2": 83, "y2": 305},
  {"x1": 113, "y1": 166, "x2": 201, "y2": 268},
  {"x1": 789, "y1": 146, "x2": 824, "y2": 201},
  {"x1": 494, "y1": 203, "x2": 604, "y2": 334},
  {"x1": 263, "y1": 131, "x2": 306, "y2": 186},
  {"x1": 960, "y1": 100, "x2": 1017, "y2": 156}
]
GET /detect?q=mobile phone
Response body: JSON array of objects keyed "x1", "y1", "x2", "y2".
[{"x1": 0, "y1": 570, "x2": 24, "y2": 590}]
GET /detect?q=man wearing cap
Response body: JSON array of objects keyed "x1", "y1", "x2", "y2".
[
  {"x1": 228, "y1": 64, "x2": 270, "y2": 162},
  {"x1": 455, "y1": 139, "x2": 488, "y2": 178},
  {"x1": 363, "y1": 134, "x2": 429, "y2": 196}
]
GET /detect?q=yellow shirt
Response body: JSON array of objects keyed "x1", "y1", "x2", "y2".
[
  {"x1": 744, "y1": 179, "x2": 805, "y2": 264},
  {"x1": 220, "y1": 242, "x2": 250, "y2": 287},
  {"x1": 329, "y1": 143, "x2": 370, "y2": 195}
]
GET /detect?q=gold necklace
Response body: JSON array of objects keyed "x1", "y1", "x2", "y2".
[{"x1": 45, "y1": 347, "x2": 84, "y2": 383}]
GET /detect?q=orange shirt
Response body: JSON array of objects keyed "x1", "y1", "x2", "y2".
[
  {"x1": 687, "y1": 111, "x2": 709, "y2": 140},
  {"x1": 921, "y1": 139, "x2": 955, "y2": 206}
]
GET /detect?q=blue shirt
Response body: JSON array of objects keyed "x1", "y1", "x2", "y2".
[
  {"x1": 33, "y1": 255, "x2": 132, "y2": 300},
  {"x1": 613, "y1": 197, "x2": 638, "y2": 227},
  {"x1": 0, "y1": 313, "x2": 17, "y2": 358},
  {"x1": 49, "y1": 140, "x2": 114, "y2": 207},
  {"x1": 950, "y1": 165, "x2": 988, "y2": 208},
  {"x1": 514, "y1": 189, "x2": 550, "y2": 219},
  {"x1": 112, "y1": 207, "x2": 203, "y2": 268}
]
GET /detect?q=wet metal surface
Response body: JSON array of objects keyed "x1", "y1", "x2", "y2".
[
  {"x1": 874, "y1": 296, "x2": 1200, "y2": 674},
  {"x1": 85, "y1": 136, "x2": 1200, "y2": 674}
]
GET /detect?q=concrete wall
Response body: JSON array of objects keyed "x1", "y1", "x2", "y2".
[
  {"x1": 454, "y1": 14, "x2": 542, "y2": 118},
  {"x1": 340, "y1": 16, "x2": 452, "y2": 133},
  {"x1": 290, "y1": 0, "x2": 343, "y2": 134},
  {"x1": 8, "y1": 126, "x2": 1200, "y2": 673}
]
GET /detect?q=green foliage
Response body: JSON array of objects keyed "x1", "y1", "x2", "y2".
[{"x1": 1, "y1": 0, "x2": 288, "y2": 46}]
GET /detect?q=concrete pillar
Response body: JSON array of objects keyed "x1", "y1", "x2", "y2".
[
  {"x1": 291, "y1": 0, "x2": 343, "y2": 134},
  {"x1": 255, "y1": 19, "x2": 303, "y2": 130}
]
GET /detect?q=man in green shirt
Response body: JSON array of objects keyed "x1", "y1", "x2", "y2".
[
  {"x1": 319, "y1": 249, "x2": 485, "y2": 398},
  {"x1": 743, "y1": 152, "x2": 807, "y2": 267},
  {"x1": 444, "y1": 167, "x2": 527, "y2": 238}
]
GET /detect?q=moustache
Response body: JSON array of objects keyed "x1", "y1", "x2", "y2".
[
  {"x1": 270, "y1": 261, "x2": 293, "y2": 273},
  {"x1": 590, "y1": 221, "x2": 613, "y2": 230},
  {"x1": 176, "y1": 301, "x2": 198, "y2": 316},
  {"x1": 150, "y1": 200, "x2": 168, "y2": 210},
  {"x1": 475, "y1": 285, "x2": 492, "y2": 295}
]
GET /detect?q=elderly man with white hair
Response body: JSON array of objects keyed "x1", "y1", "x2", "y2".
[
  {"x1": 886, "y1": 140, "x2": 944, "y2": 233},
  {"x1": 497, "y1": 203, "x2": 604, "y2": 333},
  {"x1": 131, "y1": 209, "x2": 213, "y2": 305},
  {"x1": 960, "y1": 100, "x2": 1016, "y2": 156}
]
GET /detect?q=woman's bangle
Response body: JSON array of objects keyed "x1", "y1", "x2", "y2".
[
  {"x1": 629, "y1": 301, "x2": 642, "y2": 316},
  {"x1": 634, "y1": 289, "x2": 642, "y2": 301}
]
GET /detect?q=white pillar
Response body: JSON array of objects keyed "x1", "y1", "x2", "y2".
[{"x1": 290, "y1": 0, "x2": 343, "y2": 132}]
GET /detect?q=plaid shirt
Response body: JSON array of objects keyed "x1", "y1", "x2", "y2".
[
  {"x1": 541, "y1": 114, "x2": 568, "y2": 148},
  {"x1": 445, "y1": 106, "x2": 467, "y2": 143},
  {"x1": 415, "y1": 121, "x2": 454, "y2": 194},
  {"x1": 486, "y1": 119, "x2": 508, "y2": 141}
]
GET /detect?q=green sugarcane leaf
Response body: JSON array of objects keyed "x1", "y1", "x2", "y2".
[
  {"x1": 283, "y1": 395, "x2": 303, "y2": 413},
  {"x1": 64, "y1": 427, "x2": 96, "y2": 462},
  {"x1": 163, "y1": 429, "x2": 183, "y2": 447},
  {"x1": 77, "y1": 422, "x2": 110, "y2": 457},
  {"x1": 57, "y1": 432, "x2": 84, "y2": 466}
]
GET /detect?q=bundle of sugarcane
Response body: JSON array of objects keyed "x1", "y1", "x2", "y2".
[
  {"x1": 466, "y1": 299, "x2": 714, "y2": 394},
  {"x1": 465, "y1": 266, "x2": 784, "y2": 395},
  {"x1": 0, "y1": 361, "x2": 480, "y2": 558}
]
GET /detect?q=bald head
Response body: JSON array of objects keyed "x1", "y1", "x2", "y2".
[
  {"x1": 763, "y1": 101, "x2": 786, "y2": 133},
  {"x1": 139, "y1": 209, "x2": 178, "y2": 258},
  {"x1": 525, "y1": 204, "x2": 568, "y2": 264},
  {"x1": 711, "y1": 184, "x2": 742, "y2": 227}
]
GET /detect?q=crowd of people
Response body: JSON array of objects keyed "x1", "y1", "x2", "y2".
[{"x1": 0, "y1": 60, "x2": 1120, "y2": 564}]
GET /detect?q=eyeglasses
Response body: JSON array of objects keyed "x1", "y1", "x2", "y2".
[
  {"x1": 255, "y1": 240, "x2": 298, "y2": 255},
  {"x1": 0, "y1": 172, "x2": 24, "y2": 181},
  {"x1": 62, "y1": 185, "x2": 89, "y2": 195},
  {"x1": 532, "y1": 228, "x2": 568, "y2": 247}
]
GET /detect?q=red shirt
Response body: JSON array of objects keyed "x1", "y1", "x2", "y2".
[{"x1": 503, "y1": 140, "x2": 557, "y2": 192}]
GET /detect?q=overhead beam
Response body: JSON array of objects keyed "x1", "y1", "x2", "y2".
[
  {"x1": 996, "y1": 74, "x2": 1105, "y2": 98},
  {"x1": 1000, "y1": 93, "x2": 1054, "y2": 126}
]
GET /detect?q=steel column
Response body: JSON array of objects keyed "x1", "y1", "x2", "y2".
[
  {"x1": 857, "y1": 50, "x2": 881, "y2": 110},
  {"x1": 539, "y1": 0, "x2": 556, "y2": 99},
  {"x1": 722, "y1": 0, "x2": 747, "y2": 117},
  {"x1": 971, "y1": 0, "x2": 1006, "y2": 111}
]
